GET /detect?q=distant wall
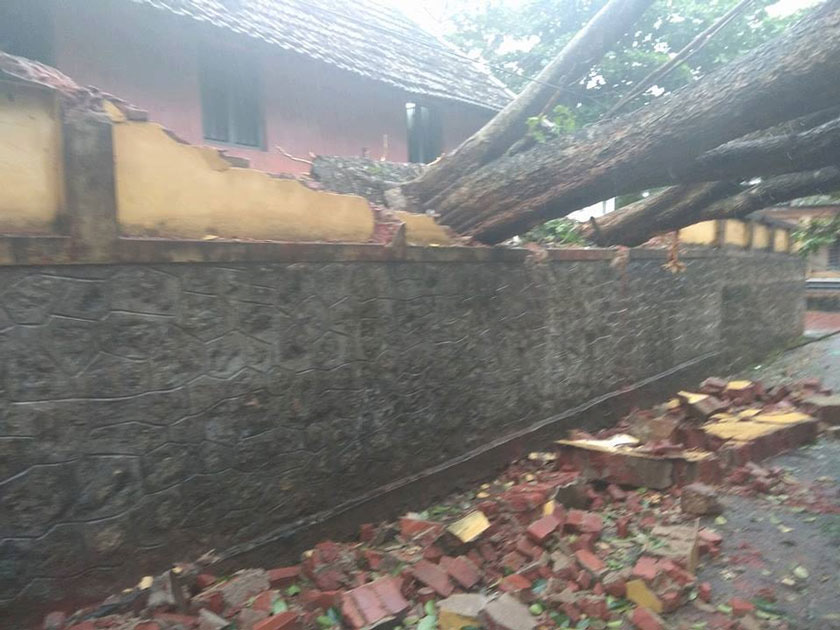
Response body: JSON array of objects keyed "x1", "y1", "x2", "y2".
[{"x1": 0, "y1": 248, "x2": 804, "y2": 622}]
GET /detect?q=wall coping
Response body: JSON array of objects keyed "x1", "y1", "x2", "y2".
[{"x1": 0, "y1": 234, "x2": 801, "y2": 266}]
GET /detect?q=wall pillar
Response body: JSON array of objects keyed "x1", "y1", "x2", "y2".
[{"x1": 62, "y1": 111, "x2": 119, "y2": 261}]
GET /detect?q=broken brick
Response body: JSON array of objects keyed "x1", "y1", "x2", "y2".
[
  {"x1": 575, "y1": 550, "x2": 606, "y2": 577},
  {"x1": 499, "y1": 574, "x2": 532, "y2": 593},
  {"x1": 440, "y1": 555, "x2": 481, "y2": 590},
  {"x1": 632, "y1": 557, "x2": 661, "y2": 583},
  {"x1": 729, "y1": 597, "x2": 755, "y2": 617},
  {"x1": 350, "y1": 583, "x2": 388, "y2": 625},
  {"x1": 411, "y1": 560, "x2": 454, "y2": 597},
  {"x1": 616, "y1": 515, "x2": 631, "y2": 538},
  {"x1": 515, "y1": 535, "x2": 543, "y2": 560},
  {"x1": 399, "y1": 517, "x2": 442, "y2": 540},
  {"x1": 267, "y1": 566, "x2": 300, "y2": 589},
  {"x1": 603, "y1": 573, "x2": 627, "y2": 598},
  {"x1": 630, "y1": 606, "x2": 665, "y2": 630},
  {"x1": 341, "y1": 594, "x2": 367, "y2": 629},
  {"x1": 252, "y1": 591, "x2": 277, "y2": 613},
  {"x1": 698, "y1": 582, "x2": 712, "y2": 602},
  {"x1": 253, "y1": 612, "x2": 300, "y2": 630},
  {"x1": 301, "y1": 590, "x2": 340, "y2": 611},
  {"x1": 607, "y1": 484, "x2": 628, "y2": 502},
  {"x1": 526, "y1": 514, "x2": 560, "y2": 544},
  {"x1": 501, "y1": 551, "x2": 527, "y2": 573},
  {"x1": 578, "y1": 595, "x2": 609, "y2": 620},
  {"x1": 195, "y1": 574, "x2": 217, "y2": 590},
  {"x1": 551, "y1": 551, "x2": 577, "y2": 579}
]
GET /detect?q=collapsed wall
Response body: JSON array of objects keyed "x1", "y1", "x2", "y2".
[{"x1": 0, "y1": 248, "x2": 804, "y2": 622}]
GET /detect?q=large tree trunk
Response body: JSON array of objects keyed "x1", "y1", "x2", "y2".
[
  {"x1": 409, "y1": 1, "x2": 840, "y2": 243},
  {"x1": 398, "y1": 0, "x2": 655, "y2": 209},
  {"x1": 588, "y1": 166, "x2": 840, "y2": 246}
]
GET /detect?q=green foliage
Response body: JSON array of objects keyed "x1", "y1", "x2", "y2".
[
  {"x1": 791, "y1": 216, "x2": 840, "y2": 256},
  {"x1": 526, "y1": 104, "x2": 577, "y2": 142},
  {"x1": 521, "y1": 217, "x2": 589, "y2": 246},
  {"x1": 444, "y1": 0, "x2": 799, "y2": 125}
]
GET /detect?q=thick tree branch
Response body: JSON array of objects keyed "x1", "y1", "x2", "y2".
[
  {"x1": 398, "y1": 0, "x2": 656, "y2": 209},
  {"x1": 418, "y1": 2, "x2": 840, "y2": 243},
  {"x1": 587, "y1": 166, "x2": 840, "y2": 246}
]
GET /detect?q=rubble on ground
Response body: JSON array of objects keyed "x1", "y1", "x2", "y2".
[{"x1": 46, "y1": 378, "x2": 838, "y2": 630}]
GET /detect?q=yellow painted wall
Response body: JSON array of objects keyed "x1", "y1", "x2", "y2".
[
  {"x1": 394, "y1": 211, "x2": 454, "y2": 246},
  {"x1": 723, "y1": 220, "x2": 748, "y2": 247},
  {"x1": 0, "y1": 82, "x2": 63, "y2": 233},
  {"x1": 678, "y1": 221, "x2": 717, "y2": 245},
  {"x1": 773, "y1": 228, "x2": 790, "y2": 253},
  {"x1": 111, "y1": 118, "x2": 375, "y2": 242},
  {"x1": 752, "y1": 223, "x2": 770, "y2": 249}
]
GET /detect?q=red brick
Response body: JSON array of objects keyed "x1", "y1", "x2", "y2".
[
  {"x1": 314, "y1": 541, "x2": 341, "y2": 563},
  {"x1": 253, "y1": 611, "x2": 300, "y2": 630},
  {"x1": 661, "y1": 590, "x2": 682, "y2": 613},
  {"x1": 340, "y1": 594, "x2": 367, "y2": 629},
  {"x1": 661, "y1": 560, "x2": 695, "y2": 586},
  {"x1": 561, "y1": 603, "x2": 581, "y2": 625},
  {"x1": 440, "y1": 555, "x2": 481, "y2": 589},
  {"x1": 195, "y1": 573, "x2": 217, "y2": 590},
  {"x1": 570, "y1": 533, "x2": 595, "y2": 552},
  {"x1": 253, "y1": 591, "x2": 277, "y2": 613},
  {"x1": 499, "y1": 574, "x2": 532, "y2": 593},
  {"x1": 364, "y1": 549, "x2": 385, "y2": 571},
  {"x1": 411, "y1": 560, "x2": 454, "y2": 597},
  {"x1": 698, "y1": 582, "x2": 712, "y2": 602},
  {"x1": 515, "y1": 535, "x2": 542, "y2": 560},
  {"x1": 526, "y1": 514, "x2": 560, "y2": 544},
  {"x1": 579, "y1": 595, "x2": 608, "y2": 620},
  {"x1": 576, "y1": 570, "x2": 592, "y2": 590},
  {"x1": 729, "y1": 597, "x2": 755, "y2": 617},
  {"x1": 630, "y1": 606, "x2": 664, "y2": 630},
  {"x1": 422, "y1": 545, "x2": 444, "y2": 562},
  {"x1": 603, "y1": 573, "x2": 626, "y2": 598},
  {"x1": 152, "y1": 613, "x2": 199, "y2": 628},
  {"x1": 575, "y1": 549, "x2": 606, "y2": 576},
  {"x1": 500, "y1": 551, "x2": 527, "y2": 573},
  {"x1": 267, "y1": 566, "x2": 301, "y2": 588},
  {"x1": 607, "y1": 484, "x2": 628, "y2": 501},
  {"x1": 566, "y1": 510, "x2": 603, "y2": 536},
  {"x1": 351, "y1": 584, "x2": 388, "y2": 625},
  {"x1": 478, "y1": 500, "x2": 500, "y2": 517},
  {"x1": 312, "y1": 569, "x2": 345, "y2": 591},
  {"x1": 369, "y1": 576, "x2": 410, "y2": 616},
  {"x1": 698, "y1": 528, "x2": 723, "y2": 546},
  {"x1": 301, "y1": 589, "x2": 340, "y2": 610},
  {"x1": 616, "y1": 515, "x2": 631, "y2": 538},
  {"x1": 399, "y1": 518, "x2": 442, "y2": 540},
  {"x1": 632, "y1": 557, "x2": 661, "y2": 582}
]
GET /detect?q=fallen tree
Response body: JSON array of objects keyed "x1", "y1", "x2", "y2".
[
  {"x1": 395, "y1": 1, "x2": 840, "y2": 244},
  {"x1": 586, "y1": 166, "x2": 840, "y2": 246},
  {"x1": 396, "y1": 0, "x2": 656, "y2": 208}
]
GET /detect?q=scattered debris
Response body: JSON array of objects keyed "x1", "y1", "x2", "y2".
[{"x1": 45, "y1": 377, "x2": 837, "y2": 630}]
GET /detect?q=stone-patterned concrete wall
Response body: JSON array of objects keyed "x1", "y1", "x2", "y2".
[{"x1": 0, "y1": 251, "x2": 804, "y2": 620}]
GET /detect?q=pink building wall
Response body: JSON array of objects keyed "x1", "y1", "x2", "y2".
[{"x1": 51, "y1": 1, "x2": 494, "y2": 174}]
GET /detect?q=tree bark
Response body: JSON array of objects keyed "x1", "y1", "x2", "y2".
[
  {"x1": 398, "y1": 0, "x2": 656, "y2": 209},
  {"x1": 413, "y1": 1, "x2": 840, "y2": 243},
  {"x1": 588, "y1": 166, "x2": 840, "y2": 246}
]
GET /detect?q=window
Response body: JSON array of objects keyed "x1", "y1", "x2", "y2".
[
  {"x1": 0, "y1": 0, "x2": 54, "y2": 65},
  {"x1": 406, "y1": 102, "x2": 442, "y2": 164},
  {"x1": 828, "y1": 240, "x2": 840, "y2": 269},
  {"x1": 200, "y1": 51, "x2": 264, "y2": 148}
]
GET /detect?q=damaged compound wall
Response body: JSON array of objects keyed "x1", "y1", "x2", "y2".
[{"x1": 0, "y1": 248, "x2": 804, "y2": 622}]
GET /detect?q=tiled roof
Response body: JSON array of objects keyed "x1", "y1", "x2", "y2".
[{"x1": 126, "y1": 0, "x2": 514, "y2": 111}]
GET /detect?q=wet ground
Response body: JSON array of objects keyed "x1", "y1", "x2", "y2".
[{"x1": 672, "y1": 335, "x2": 840, "y2": 630}]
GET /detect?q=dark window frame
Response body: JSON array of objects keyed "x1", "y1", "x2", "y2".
[
  {"x1": 199, "y1": 47, "x2": 266, "y2": 150},
  {"x1": 406, "y1": 101, "x2": 442, "y2": 164}
]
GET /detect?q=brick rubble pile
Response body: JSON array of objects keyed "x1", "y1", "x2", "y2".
[{"x1": 44, "y1": 378, "x2": 840, "y2": 630}]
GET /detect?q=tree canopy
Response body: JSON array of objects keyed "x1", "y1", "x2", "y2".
[{"x1": 444, "y1": 0, "x2": 800, "y2": 125}]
